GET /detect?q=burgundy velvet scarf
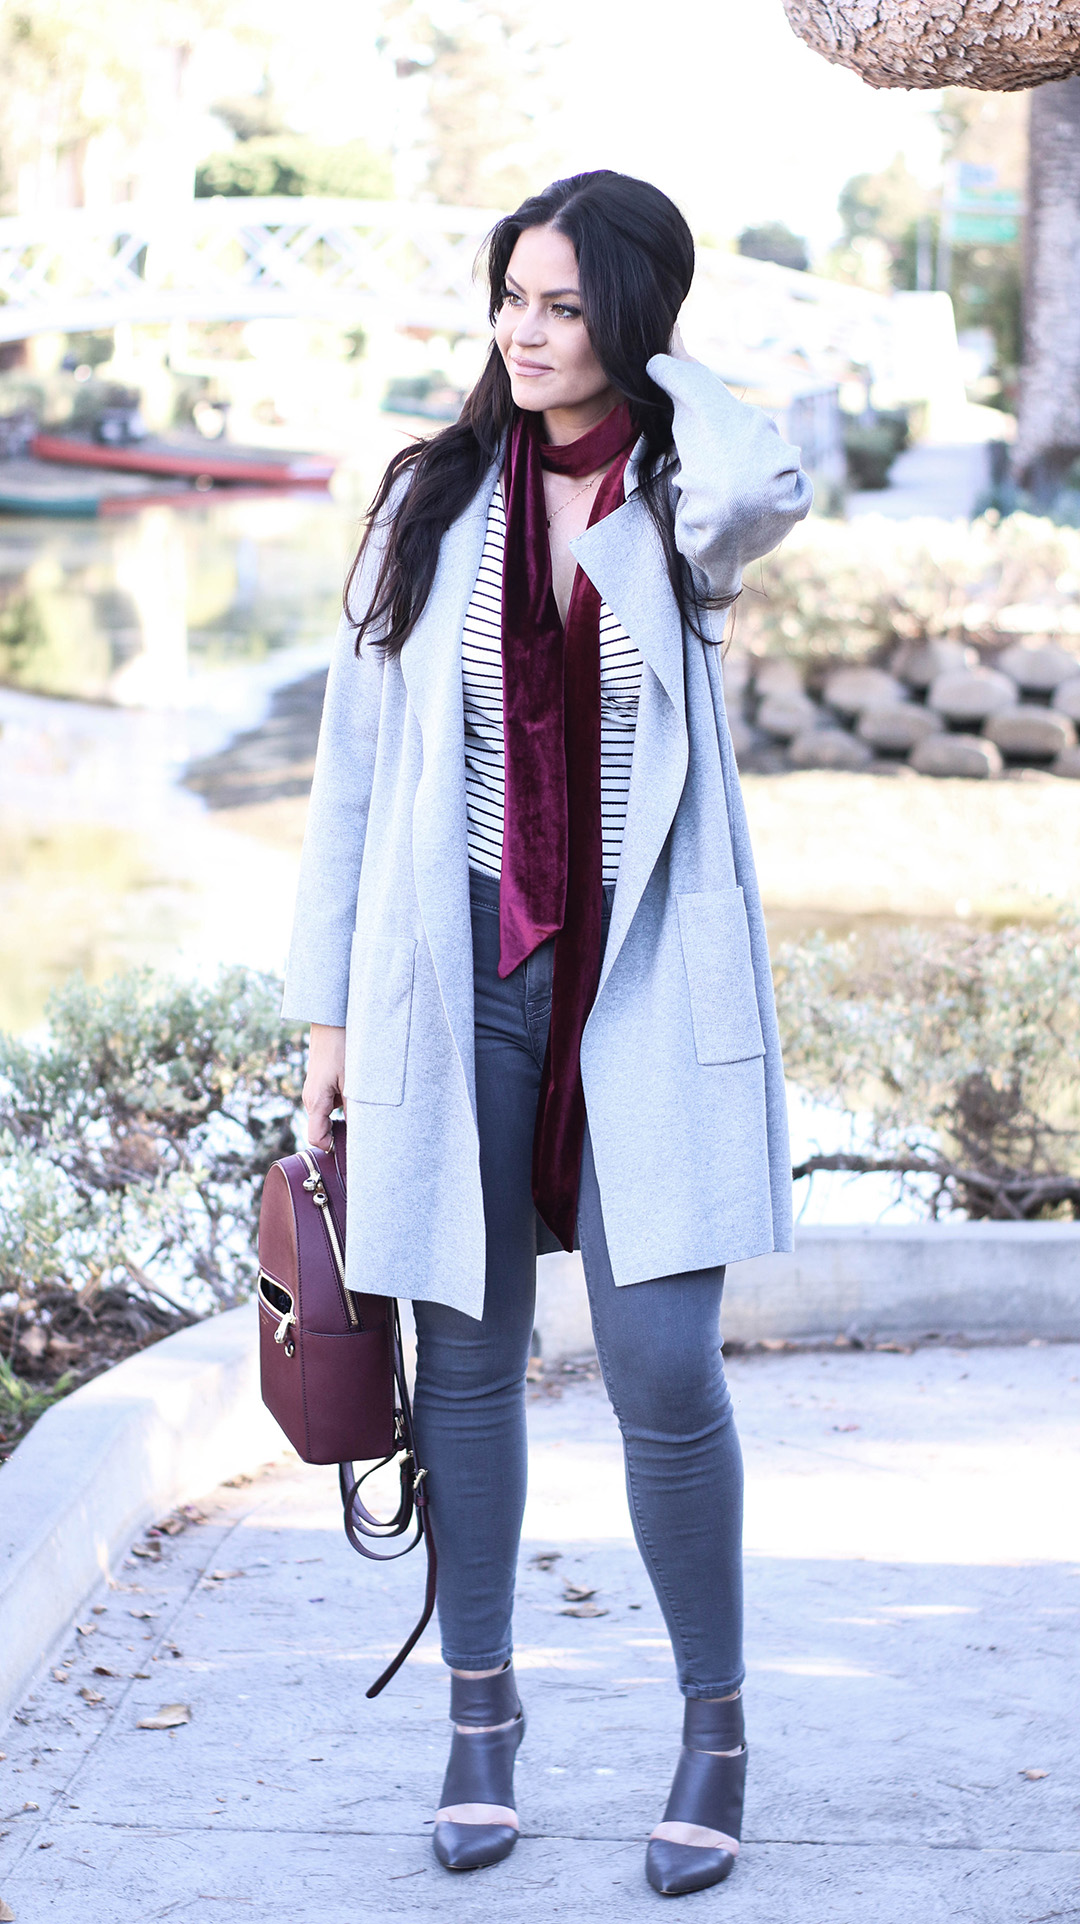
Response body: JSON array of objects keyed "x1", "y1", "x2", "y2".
[{"x1": 499, "y1": 399, "x2": 635, "y2": 1250}]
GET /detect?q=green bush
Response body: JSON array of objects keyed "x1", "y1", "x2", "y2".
[
  {"x1": 195, "y1": 137, "x2": 392, "y2": 200},
  {"x1": 843, "y1": 409, "x2": 909, "y2": 490},
  {"x1": 774, "y1": 915, "x2": 1080, "y2": 1219},
  {"x1": 0, "y1": 968, "x2": 306, "y2": 1320}
]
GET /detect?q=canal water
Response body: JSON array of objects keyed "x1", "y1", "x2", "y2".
[{"x1": 0, "y1": 490, "x2": 360, "y2": 1033}]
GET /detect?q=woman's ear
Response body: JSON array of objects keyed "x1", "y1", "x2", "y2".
[{"x1": 668, "y1": 321, "x2": 694, "y2": 362}]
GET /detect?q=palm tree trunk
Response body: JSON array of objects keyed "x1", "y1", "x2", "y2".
[{"x1": 1015, "y1": 78, "x2": 1080, "y2": 500}]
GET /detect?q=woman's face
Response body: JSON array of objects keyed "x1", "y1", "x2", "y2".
[{"x1": 494, "y1": 223, "x2": 617, "y2": 430}]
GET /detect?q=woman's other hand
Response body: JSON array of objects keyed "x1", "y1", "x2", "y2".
[{"x1": 303, "y1": 1023, "x2": 346, "y2": 1150}]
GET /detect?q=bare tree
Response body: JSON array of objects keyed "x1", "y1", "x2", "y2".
[{"x1": 1013, "y1": 79, "x2": 1080, "y2": 495}]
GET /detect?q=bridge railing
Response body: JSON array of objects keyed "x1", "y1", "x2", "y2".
[{"x1": 0, "y1": 199, "x2": 505, "y2": 341}]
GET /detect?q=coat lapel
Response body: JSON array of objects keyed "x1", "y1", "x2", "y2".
[
  {"x1": 399, "y1": 461, "x2": 500, "y2": 1107},
  {"x1": 398, "y1": 443, "x2": 689, "y2": 1074},
  {"x1": 570, "y1": 483, "x2": 689, "y2": 994}
]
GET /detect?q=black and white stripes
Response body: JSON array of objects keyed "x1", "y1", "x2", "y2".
[{"x1": 462, "y1": 485, "x2": 643, "y2": 886}]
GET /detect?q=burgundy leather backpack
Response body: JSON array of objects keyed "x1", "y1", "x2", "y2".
[{"x1": 257, "y1": 1119, "x2": 435, "y2": 1696}]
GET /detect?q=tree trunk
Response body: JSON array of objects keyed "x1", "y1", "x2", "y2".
[{"x1": 1015, "y1": 78, "x2": 1080, "y2": 498}]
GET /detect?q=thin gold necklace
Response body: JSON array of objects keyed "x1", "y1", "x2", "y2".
[{"x1": 546, "y1": 469, "x2": 604, "y2": 528}]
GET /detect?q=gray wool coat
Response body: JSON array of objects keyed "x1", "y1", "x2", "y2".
[{"x1": 282, "y1": 354, "x2": 813, "y2": 1319}]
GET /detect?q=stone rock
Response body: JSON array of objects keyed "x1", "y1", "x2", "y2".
[
  {"x1": 910, "y1": 734, "x2": 1003, "y2": 780},
  {"x1": 823, "y1": 666, "x2": 906, "y2": 717},
  {"x1": 752, "y1": 657, "x2": 804, "y2": 698},
  {"x1": 756, "y1": 691, "x2": 822, "y2": 741},
  {"x1": 857, "y1": 702, "x2": 944, "y2": 753},
  {"x1": 995, "y1": 641, "x2": 1079, "y2": 693},
  {"x1": 1052, "y1": 745, "x2": 1080, "y2": 780},
  {"x1": 789, "y1": 727, "x2": 873, "y2": 771},
  {"x1": 891, "y1": 638, "x2": 973, "y2": 690},
  {"x1": 1051, "y1": 675, "x2": 1080, "y2": 722},
  {"x1": 927, "y1": 666, "x2": 1017, "y2": 724},
  {"x1": 983, "y1": 705, "x2": 1078, "y2": 760}
]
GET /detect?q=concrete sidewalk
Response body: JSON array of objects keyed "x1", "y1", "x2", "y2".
[{"x1": 2, "y1": 1342, "x2": 1078, "y2": 1922}]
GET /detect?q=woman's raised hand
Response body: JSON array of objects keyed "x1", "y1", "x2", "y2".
[
  {"x1": 668, "y1": 321, "x2": 694, "y2": 362},
  {"x1": 303, "y1": 1023, "x2": 347, "y2": 1150}
]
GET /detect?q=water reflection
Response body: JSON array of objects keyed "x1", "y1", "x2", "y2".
[
  {"x1": 0, "y1": 491, "x2": 363, "y2": 1031},
  {"x1": 0, "y1": 492, "x2": 358, "y2": 705}
]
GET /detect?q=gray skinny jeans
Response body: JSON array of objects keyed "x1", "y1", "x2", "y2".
[{"x1": 411, "y1": 865, "x2": 745, "y2": 1698}]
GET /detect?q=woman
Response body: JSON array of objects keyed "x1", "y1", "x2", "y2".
[{"x1": 284, "y1": 169, "x2": 811, "y2": 1897}]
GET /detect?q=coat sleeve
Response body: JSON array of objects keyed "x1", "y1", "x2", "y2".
[
  {"x1": 645, "y1": 352, "x2": 813, "y2": 603},
  {"x1": 280, "y1": 604, "x2": 385, "y2": 1027}
]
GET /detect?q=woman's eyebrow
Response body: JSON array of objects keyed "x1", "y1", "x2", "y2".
[{"x1": 505, "y1": 273, "x2": 581, "y2": 299}]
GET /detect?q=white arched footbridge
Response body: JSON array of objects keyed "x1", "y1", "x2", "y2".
[{"x1": 0, "y1": 198, "x2": 502, "y2": 342}]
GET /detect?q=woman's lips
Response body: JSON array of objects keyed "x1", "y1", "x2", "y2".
[{"x1": 510, "y1": 358, "x2": 552, "y2": 376}]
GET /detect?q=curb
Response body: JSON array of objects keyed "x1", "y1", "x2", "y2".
[
  {"x1": 534, "y1": 1221, "x2": 1080, "y2": 1359},
  {"x1": 0, "y1": 1301, "x2": 281, "y2": 1729}
]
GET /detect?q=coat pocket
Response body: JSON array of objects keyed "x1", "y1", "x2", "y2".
[
  {"x1": 676, "y1": 889, "x2": 766, "y2": 1066},
  {"x1": 344, "y1": 934, "x2": 417, "y2": 1106}
]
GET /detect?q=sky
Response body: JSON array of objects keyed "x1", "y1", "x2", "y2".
[
  {"x1": 203, "y1": 0, "x2": 947, "y2": 255},
  {"x1": 544, "y1": 0, "x2": 945, "y2": 254}
]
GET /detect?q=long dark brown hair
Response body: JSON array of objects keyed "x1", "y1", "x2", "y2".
[{"x1": 346, "y1": 169, "x2": 728, "y2": 655}]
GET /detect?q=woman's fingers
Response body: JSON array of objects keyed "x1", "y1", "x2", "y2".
[
  {"x1": 303, "y1": 1075, "x2": 338, "y2": 1150},
  {"x1": 303, "y1": 1024, "x2": 347, "y2": 1149}
]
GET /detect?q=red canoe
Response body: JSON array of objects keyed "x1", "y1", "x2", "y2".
[{"x1": 31, "y1": 431, "x2": 336, "y2": 488}]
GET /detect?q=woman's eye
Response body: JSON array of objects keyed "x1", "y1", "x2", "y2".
[
  {"x1": 552, "y1": 304, "x2": 581, "y2": 320},
  {"x1": 503, "y1": 291, "x2": 524, "y2": 308}
]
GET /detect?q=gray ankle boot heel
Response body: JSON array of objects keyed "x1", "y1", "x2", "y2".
[
  {"x1": 432, "y1": 1663, "x2": 525, "y2": 1872},
  {"x1": 645, "y1": 1693, "x2": 747, "y2": 1897}
]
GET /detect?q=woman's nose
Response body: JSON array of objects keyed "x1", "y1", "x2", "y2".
[{"x1": 513, "y1": 305, "x2": 546, "y2": 347}]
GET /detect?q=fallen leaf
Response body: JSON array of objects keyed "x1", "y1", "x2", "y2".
[
  {"x1": 128, "y1": 1611, "x2": 156, "y2": 1621},
  {"x1": 529, "y1": 1552, "x2": 561, "y2": 1570},
  {"x1": 559, "y1": 1602, "x2": 608, "y2": 1618},
  {"x1": 75, "y1": 1624, "x2": 96, "y2": 1638},
  {"x1": 78, "y1": 1688, "x2": 104, "y2": 1705},
  {"x1": 562, "y1": 1583, "x2": 596, "y2": 1603},
  {"x1": 760, "y1": 1338, "x2": 790, "y2": 1352},
  {"x1": 832, "y1": 1424, "x2": 861, "y2": 1433},
  {"x1": 131, "y1": 1545, "x2": 160, "y2": 1561},
  {"x1": 20, "y1": 1804, "x2": 38, "y2": 1813},
  {"x1": 525, "y1": 1356, "x2": 543, "y2": 1383},
  {"x1": 1020, "y1": 1768, "x2": 1049, "y2": 1781},
  {"x1": 151, "y1": 1516, "x2": 187, "y2": 1537},
  {"x1": 222, "y1": 1474, "x2": 253, "y2": 1488},
  {"x1": 92, "y1": 1667, "x2": 120, "y2": 1679},
  {"x1": 50, "y1": 1671, "x2": 69, "y2": 1686},
  {"x1": 91, "y1": 1605, "x2": 107, "y2": 1616},
  {"x1": 207, "y1": 1570, "x2": 243, "y2": 1582},
  {"x1": 137, "y1": 1704, "x2": 191, "y2": 1731},
  {"x1": 133, "y1": 1672, "x2": 151, "y2": 1680},
  {"x1": 0, "y1": 1896, "x2": 15, "y2": 1918}
]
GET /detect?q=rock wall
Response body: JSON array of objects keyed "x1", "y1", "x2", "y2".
[{"x1": 726, "y1": 639, "x2": 1080, "y2": 780}]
